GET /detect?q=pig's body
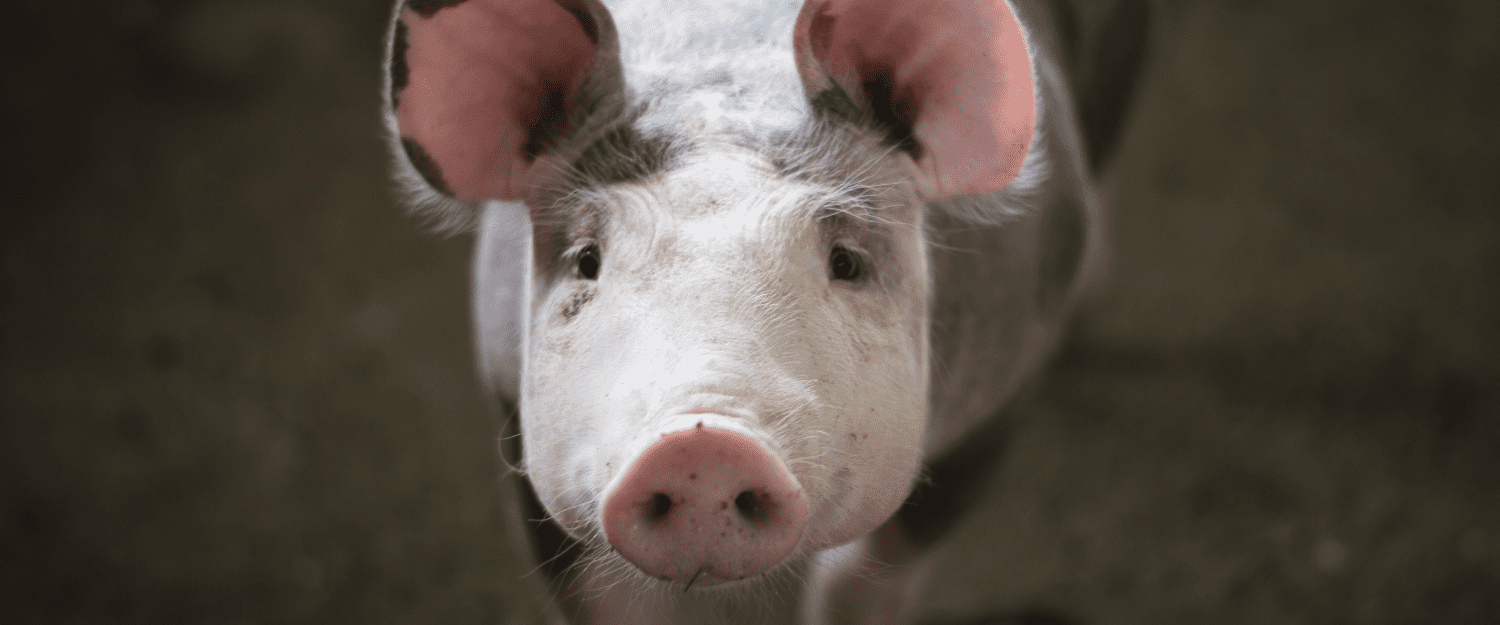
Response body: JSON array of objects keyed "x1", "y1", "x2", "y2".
[{"x1": 385, "y1": 0, "x2": 1139, "y2": 622}]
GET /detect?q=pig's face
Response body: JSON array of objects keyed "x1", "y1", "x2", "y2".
[
  {"x1": 520, "y1": 141, "x2": 929, "y2": 577},
  {"x1": 386, "y1": 0, "x2": 1044, "y2": 591}
]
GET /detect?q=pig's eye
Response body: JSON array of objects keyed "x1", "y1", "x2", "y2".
[
  {"x1": 829, "y1": 246, "x2": 862, "y2": 281},
  {"x1": 576, "y1": 244, "x2": 601, "y2": 280}
]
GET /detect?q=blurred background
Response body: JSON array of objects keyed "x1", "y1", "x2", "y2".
[{"x1": 1, "y1": 0, "x2": 1495, "y2": 623}]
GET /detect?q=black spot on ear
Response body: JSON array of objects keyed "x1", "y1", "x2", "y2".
[
  {"x1": 555, "y1": 0, "x2": 600, "y2": 44},
  {"x1": 809, "y1": 77, "x2": 917, "y2": 156},
  {"x1": 401, "y1": 137, "x2": 453, "y2": 196},
  {"x1": 560, "y1": 287, "x2": 595, "y2": 321},
  {"x1": 522, "y1": 83, "x2": 569, "y2": 161},
  {"x1": 406, "y1": 0, "x2": 471, "y2": 18},
  {"x1": 860, "y1": 67, "x2": 919, "y2": 157},
  {"x1": 389, "y1": 20, "x2": 410, "y2": 108}
]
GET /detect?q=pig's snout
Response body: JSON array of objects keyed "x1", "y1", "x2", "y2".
[{"x1": 601, "y1": 423, "x2": 808, "y2": 587}]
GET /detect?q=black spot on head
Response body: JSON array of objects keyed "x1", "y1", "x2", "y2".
[
  {"x1": 401, "y1": 137, "x2": 453, "y2": 196},
  {"x1": 389, "y1": 20, "x2": 410, "y2": 108},
  {"x1": 769, "y1": 115, "x2": 853, "y2": 185},
  {"x1": 569, "y1": 123, "x2": 685, "y2": 186},
  {"x1": 809, "y1": 85, "x2": 865, "y2": 128},
  {"x1": 702, "y1": 68, "x2": 733, "y2": 86},
  {"x1": 406, "y1": 0, "x2": 471, "y2": 18},
  {"x1": 773, "y1": 90, "x2": 908, "y2": 197}
]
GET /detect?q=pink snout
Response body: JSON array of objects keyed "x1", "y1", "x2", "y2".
[{"x1": 601, "y1": 422, "x2": 808, "y2": 586}]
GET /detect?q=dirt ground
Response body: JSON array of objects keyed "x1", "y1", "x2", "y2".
[{"x1": 2, "y1": 1, "x2": 1496, "y2": 623}]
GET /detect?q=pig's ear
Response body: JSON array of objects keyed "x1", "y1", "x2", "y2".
[
  {"x1": 793, "y1": 0, "x2": 1036, "y2": 201},
  {"x1": 385, "y1": 0, "x2": 611, "y2": 227}
]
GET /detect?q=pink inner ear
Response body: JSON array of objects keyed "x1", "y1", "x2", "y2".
[
  {"x1": 795, "y1": 0, "x2": 1035, "y2": 200},
  {"x1": 396, "y1": 1, "x2": 597, "y2": 201}
]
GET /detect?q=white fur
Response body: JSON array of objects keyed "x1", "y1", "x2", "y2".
[{"x1": 521, "y1": 146, "x2": 929, "y2": 559}]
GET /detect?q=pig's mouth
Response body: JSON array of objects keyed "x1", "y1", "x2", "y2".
[{"x1": 676, "y1": 566, "x2": 757, "y2": 591}]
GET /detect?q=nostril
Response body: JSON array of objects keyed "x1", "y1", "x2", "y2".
[
  {"x1": 734, "y1": 490, "x2": 768, "y2": 524},
  {"x1": 645, "y1": 493, "x2": 673, "y2": 523}
]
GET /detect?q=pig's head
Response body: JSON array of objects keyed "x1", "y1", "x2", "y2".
[{"x1": 384, "y1": 0, "x2": 1038, "y2": 588}]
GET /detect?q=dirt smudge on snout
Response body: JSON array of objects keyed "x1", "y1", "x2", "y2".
[{"x1": 560, "y1": 287, "x2": 596, "y2": 321}]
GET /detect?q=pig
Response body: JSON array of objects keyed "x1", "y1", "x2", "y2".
[{"x1": 382, "y1": 0, "x2": 1146, "y2": 622}]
